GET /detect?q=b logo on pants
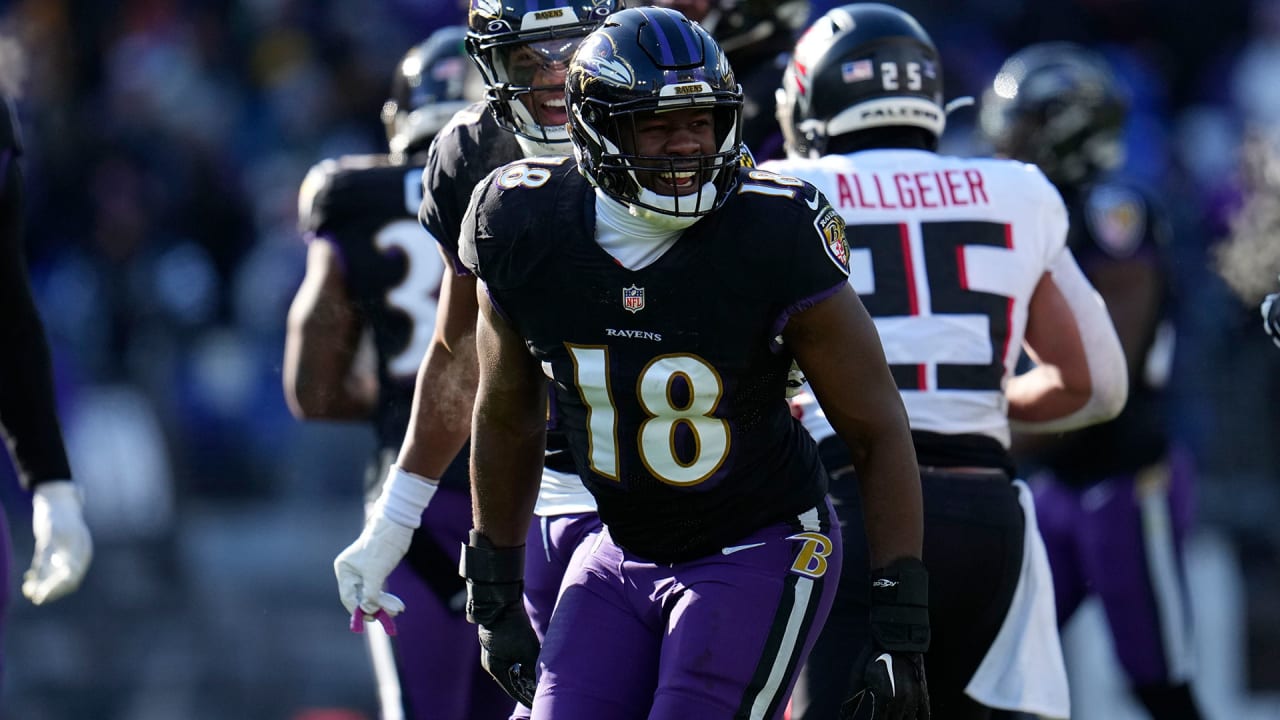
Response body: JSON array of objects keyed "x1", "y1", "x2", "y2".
[{"x1": 787, "y1": 532, "x2": 833, "y2": 578}]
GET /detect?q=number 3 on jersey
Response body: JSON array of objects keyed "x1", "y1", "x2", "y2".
[
  {"x1": 568, "y1": 346, "x2": 729, "y2": 486},
  {"x1": 374, "y1": 168, "x2": 444, "y2": 379}
]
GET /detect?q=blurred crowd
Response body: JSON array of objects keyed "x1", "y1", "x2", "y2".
[{"x1": 1, "y1": 0, "x2": 1278, "y2": 718}]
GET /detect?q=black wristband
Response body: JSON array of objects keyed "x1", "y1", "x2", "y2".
[
  {"x1": 459, "y1": 530, "x2": 525, "y2": 584},
  {"x1": 869, "y1": 556, "x2": 930, "y2": 653}
]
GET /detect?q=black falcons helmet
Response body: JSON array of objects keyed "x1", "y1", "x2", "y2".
[
  {"x1": 466, "y1": 0, "x2": 625, "y2": 149},
  {"x1": 566, "y1": 6, "x2": 743, "y2": 217},
  {"x1": 979, "y1": 42, "x2": 1128, "y2": 186},
  {"x1": 776, "y1": 3, "x2": 945, "y2": 159},
  {"x1": 382, "y1": 27, "x2": 479, "y2": 158}
]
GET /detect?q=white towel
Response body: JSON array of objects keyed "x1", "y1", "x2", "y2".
[{"x1": 965, "y1": 479, "x2": 1071, "y2": 718}]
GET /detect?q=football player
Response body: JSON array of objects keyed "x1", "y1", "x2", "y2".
[
  {"x1": 652, "y1": 0, "x2": 810, "y2": 158},
  {"x1": 330, "y1": 2, "x2": 624, "y2": 718},
  {"x1": 1, "y1": 92, "x2": 94, "y2": 681},
  {"x1": 285, "y1": 28, "x2": 510, "y2": 720},
  {"x1": 981, "y1": 42, "x2": 1205, "y2": 720},
  {"x1": 766, "y1": 6, "x2": 1130, "y2": 719},
  {"x1": 457, "y1": 7, "x2": 925, "y2": 719}
]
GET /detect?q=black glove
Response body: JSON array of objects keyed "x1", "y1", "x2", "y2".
[
  {"x1": 460, "y1": 530, "x2": 540, "y2": 707},
  {"x1": 842, "y1": 557, "x2": 931, "y2": 720},
  {"x1": 1262, "y1": 291, "x2": 1280, "y2": 349}
]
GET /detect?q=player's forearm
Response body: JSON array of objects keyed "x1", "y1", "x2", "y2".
[
  {"x1": 1005, "y1": 367, "x2": 1090, "y2": 422},
  {"x1": 850, "y1": 419, "x2": 924, "y2": 568},
  {"x1": 282, "y1": 336, "x2": 375, "y2": 420},
  {"x1": 0, "y1": 272, "x2": 72, "y2": 488},
  {"x1": 469, "y1": 401, "x2": 544, "y2": 548},
  {"x1": 396, "y1": 333, "x2": 477, "y2": 479}
]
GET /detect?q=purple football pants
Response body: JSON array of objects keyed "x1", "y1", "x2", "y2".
[
  {"x1": 382, "y1": 486, "x2": 512, "y2": 720},
  {"x1": 529, "y1": 498, "x2": 841, "y2": 720},
  {"x1": 1033, "y1": 447, "x2": 1198, "y2": 686},
  {"x1": 511, "y1": 511, "x2": 604, "y2": 720}
]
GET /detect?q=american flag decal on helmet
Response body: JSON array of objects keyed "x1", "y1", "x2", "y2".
[{"x1": 622, "y1": 284, "x2": 645, "y2": 313}]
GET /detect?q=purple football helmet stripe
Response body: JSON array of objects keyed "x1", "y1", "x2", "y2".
[{"x1": 642, "y1": 7, "x2": 678, "y2": 66}]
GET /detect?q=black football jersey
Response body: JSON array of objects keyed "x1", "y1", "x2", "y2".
[
  {"x1": 298, "y1": 154, "x2": 468, "y2": 487},
  {"x1": 420, "y1": 101, "x2": 522, "y2": 274},
  {"x1": 462, "y1": 160, "x2": 853, "y2": 562},
  {"x1": 1042, "y1": 179, "x2": 1173, "y2": 483},
  {"x1": 418, "y1": 101, "x2": 581, "y2": 471}
]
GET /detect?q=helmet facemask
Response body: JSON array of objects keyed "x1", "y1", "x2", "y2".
[
  {"x1": 566, "y1": 7, "x2": 746, "y2": 219},
  {"x1": 573, "y1": 91, "x2": 743, "y2": 218},
  {"x1": 467, "y1": 0, "x2": 621, "y2": 152},
  {"x1": 474, "y1": 33, "x2": 582, "y2": 148}
]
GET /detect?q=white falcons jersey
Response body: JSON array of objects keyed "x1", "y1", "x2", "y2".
[{"x1": 763, "y1": 149, "x2": 1068, "y2": 447}]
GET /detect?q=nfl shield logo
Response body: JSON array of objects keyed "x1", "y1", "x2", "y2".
[{"x1": 622, "y1": 284, "x2": 645, "y2": 313}]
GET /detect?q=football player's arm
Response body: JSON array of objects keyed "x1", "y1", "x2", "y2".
[
  {"x1": 283, "y1": 238, "x2": 375, "y2": 420},
  {"x1": 1085, "y1": 252, "x2": 1162, "y2": 379},
  {"x1": 0, "y1": 148, "x2": 72, "y2": 490},
  {"x1": 1008, "y1": 250, "x2": 1128, "y2": 431},
  {"x1": 0, "y1": 141, "x2": 92, "y2": 605},
  {"x1": 785, "y1": 283, "x2": 923, "y2": 567},
  {"x1": 394, "y1": 250, "x2": 479, "y2": 480},
  {"x1": 469, "y1": 281, "x2": 544, "y2": 547}
]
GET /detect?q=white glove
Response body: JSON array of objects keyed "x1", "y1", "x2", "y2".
[
  {"x1": 334, "y1": 465, "x2": 438, "y2": 622},
  {"x1": 23, "y1": 480, "x2": 93, "y2": 605}
]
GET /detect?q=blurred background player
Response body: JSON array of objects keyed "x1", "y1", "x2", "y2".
[
  {"x1": 769, "y1": 5, "x2": 1128, "y2": 719},
  {"x1": 1, "y1": 91, "x2": 93, "y2": 681},
  {"x1": 331, "y1": 2, "x2": 624, "y2": 718},
  {"x1": 652, "y1": 0, "x2": 810, "y2": 159},
  {"x1": 980, "y1": 42, "x2": 1205, "y2": 720},
  {"x1": 457, "y1": 7, "x2": 927, "y2": 718},
  {"x1": 284, "y1": 27, "x2": 511, "y2": 720}
]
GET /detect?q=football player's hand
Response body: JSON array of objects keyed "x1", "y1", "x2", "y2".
[
  {"x1": 334, "y1": 513, "x2": 412, "y2": 622},
  {"x1": 844, "y1": 650, "x2": 930, "y2": 720},
  {"x1": 23, "y1": 480, "x2": 93, "y2": 605},
  {"x1": 843, "y1": 557, "x2": 931, "y2": 720},
  {"x1": 1262, "y1": 291, "x2": 1280, "y2": 348},
  {"x1": 335, "y1": 466, "x2": 438, "y2": 624},
  {"x1": 461, "y1": 531, "x2": 539, "y2": 707}
]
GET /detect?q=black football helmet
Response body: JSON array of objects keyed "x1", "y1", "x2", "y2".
[
  {"x1": 566, "y1": 6, "x2": 743, "y2": 217},
  {"x1": 979, "y1": 42, "x2": 1128, "y2": 186},
  {"x1": 653, "y1": 0, "x2": 809, "y2": 60},
  {"x1": 466, "y1": 0, "x2": 625, "y2": 151},
  {"x1": 382, "y1": 27, "x2": 479, "y2": 158},
  {"x1": 776, "y1": 3, "x2": 945, "y2": 159}
]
